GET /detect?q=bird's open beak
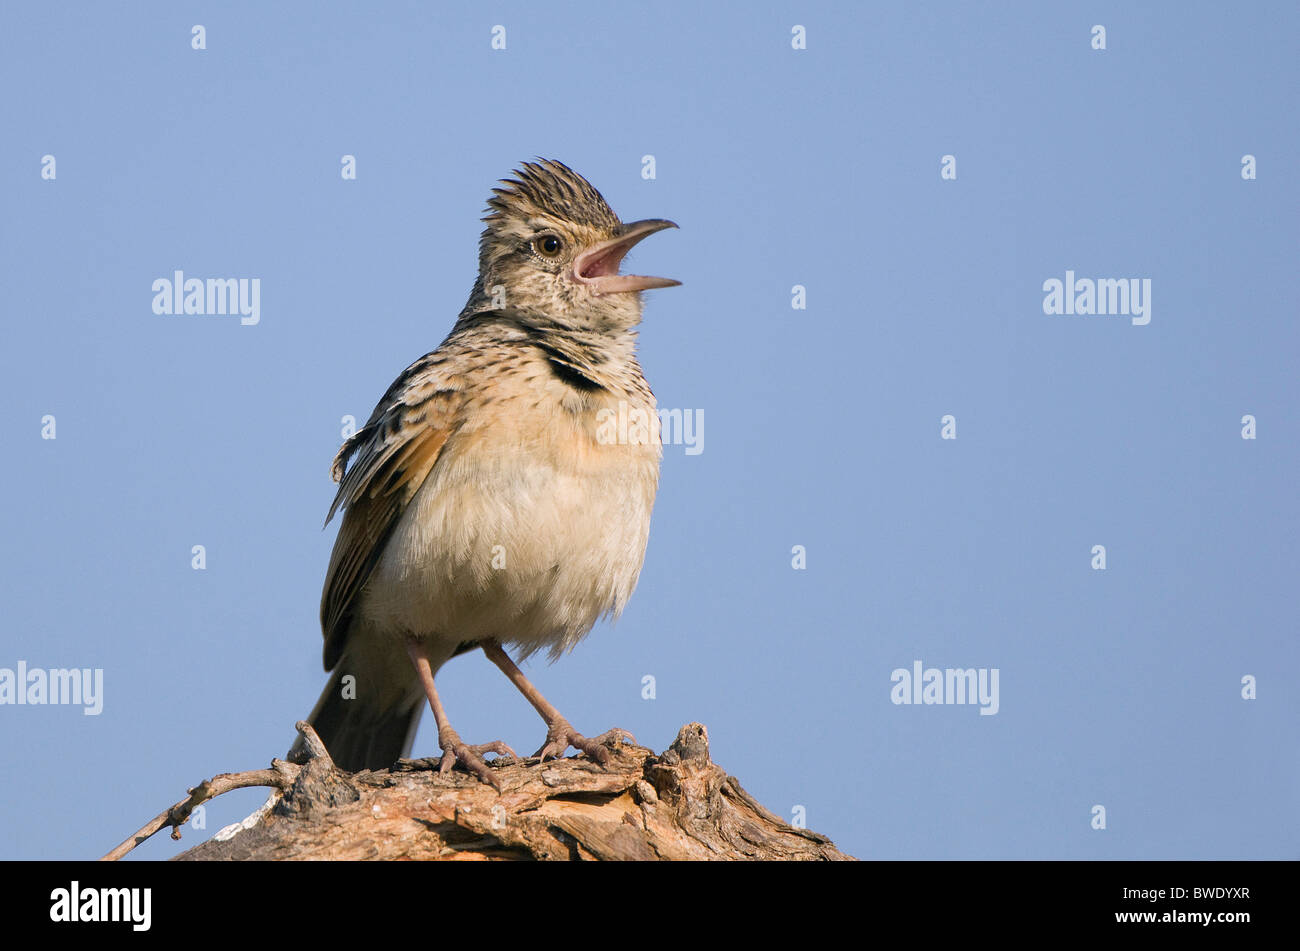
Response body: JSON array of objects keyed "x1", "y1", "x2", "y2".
[{"x1": 572, "y1": 219, "x2": 680, "y2": 295}]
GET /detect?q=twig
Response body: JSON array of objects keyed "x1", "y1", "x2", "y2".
[
  {"x1": 99, "y1": 722, "x2": 329, "y2": 861},
  {"x1": 293, "y1": 719, "x2": 332, "y2": 761}
]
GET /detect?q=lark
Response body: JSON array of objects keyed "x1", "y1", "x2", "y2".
[{"x1": 290, "y1": 160, "x2": 679, "y2": 786}]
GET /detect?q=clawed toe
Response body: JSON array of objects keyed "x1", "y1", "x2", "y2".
[
  {"x1": 533, "y1": 723, "x2": 634, "y2": 765},
  {"x1": 591, "y1": 727, "x2": 636, "y2": 747},
  {"x1": 469, "y1": 740, "x2": 518, "y2": 759},
  {"x1": 438, "y1": 734, "x2": 517, "y2": 789}
]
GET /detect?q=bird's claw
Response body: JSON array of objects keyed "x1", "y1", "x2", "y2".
[
  {"x1": 437, "y1": 732, "x2": 517, "y2": 789},
  {"x1": 533, "y1": 722, "x2": 635, "y2": 765}
]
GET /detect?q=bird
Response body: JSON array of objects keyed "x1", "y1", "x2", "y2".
[{"x1": 289, "y1": 159, "x2": 679, "y2": 787}]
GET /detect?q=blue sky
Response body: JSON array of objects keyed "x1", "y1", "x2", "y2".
[{"x1": 1, "y1": 1, "x2": 1296, "y2": 860}]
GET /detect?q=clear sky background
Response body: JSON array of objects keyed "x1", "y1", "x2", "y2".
[{"x1": 1, "y1": 2, "x2": 1296, "y2": 861}]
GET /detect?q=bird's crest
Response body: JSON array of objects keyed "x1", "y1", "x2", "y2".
[{"x1": 483, "y1": 159, "x2": 621, "y2": 234}]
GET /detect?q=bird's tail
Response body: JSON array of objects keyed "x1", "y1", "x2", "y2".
[{"x1": 288, "y1": 663, "x2": 425, "y2": 772}]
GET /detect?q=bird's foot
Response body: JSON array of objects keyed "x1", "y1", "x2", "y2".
[
  {"x1": 437, "y1": 728, "x2": 516, "y2": 789},
  {"x1": 533, "y1": 720, "x2": 635, "y2": 766}
]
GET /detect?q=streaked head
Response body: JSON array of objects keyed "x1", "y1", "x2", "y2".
[{"x1": 473, "y1": 159, "x2": 679, "y2": 329}]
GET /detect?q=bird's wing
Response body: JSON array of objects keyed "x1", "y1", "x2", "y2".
[{"x1": 320, "y1": 351, "x2": 463, "y2": 670}]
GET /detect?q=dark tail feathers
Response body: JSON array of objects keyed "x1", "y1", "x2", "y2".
[{"x1": 288, "y1": 665, "x2": 423, "y2": 772}]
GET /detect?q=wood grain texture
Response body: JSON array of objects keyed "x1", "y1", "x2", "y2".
[{"x1": 177, "y1": 723, "x2": 851, "y2": 861}]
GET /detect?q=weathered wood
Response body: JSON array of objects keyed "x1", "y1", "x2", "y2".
[{"x1": 174, "y1": 723, "x2": 851, "y2": 861}]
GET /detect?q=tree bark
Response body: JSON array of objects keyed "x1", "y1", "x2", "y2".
[{"x1": 173, "y1": 723, "x2": 851, "y2": 861}]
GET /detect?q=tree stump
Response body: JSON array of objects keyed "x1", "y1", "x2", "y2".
[{"x1": 172, "y1": 723, "x2": 851, "y2": 861}]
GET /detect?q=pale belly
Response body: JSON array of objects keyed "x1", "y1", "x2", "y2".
[{"x1": 359, "y1": 406, "x2": 660, "y2": 660}]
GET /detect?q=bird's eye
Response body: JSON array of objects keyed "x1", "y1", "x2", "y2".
[{"x1": 536, "y1": 234, "x2": 563, "y2": 257}]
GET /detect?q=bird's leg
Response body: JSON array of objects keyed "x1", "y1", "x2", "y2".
[
  {"x1": 481, "y1": 640, "x2": 634, "y2": 765},
  {"x1": 406, "y1": 639, "x2": 516, "y2": 789}
]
